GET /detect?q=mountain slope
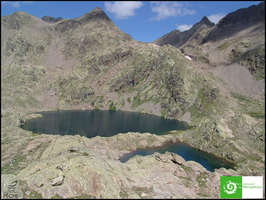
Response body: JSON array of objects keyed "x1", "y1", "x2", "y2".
[
  {"x1": 203, "y1": 2, "x2": 265, "y2": 43},
  {"x1": 201, "y1": 3, "x2": 265, "y2": 82}
]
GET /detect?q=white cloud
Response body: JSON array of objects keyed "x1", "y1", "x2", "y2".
[
  {"x1": 104, "y1": 1, "x2": 143, "y2": 19},
  {"x1": 176, "y1": 24, "x2": 193, "y2": 32},
  {"x1": 207, "y1": 13, "x2": 226, "y2": 24},
  {"x1": 150, "y1": 2, "x2": 195, "y2": 21}
]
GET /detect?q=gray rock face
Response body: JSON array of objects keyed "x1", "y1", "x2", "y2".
[
  {"x1": 203, "y1": 2, "x2": 265, "y2": 42},
  {"x1": 1, "y1": 174, "x2": 23, "y2": 199}
]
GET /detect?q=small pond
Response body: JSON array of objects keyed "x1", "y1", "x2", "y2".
[
  {"x1": 20, "y1": 110, "x2": 189, "y2": 137},
  {"x1": 119, "y1": 142, "x2": 236, "y2": 172}
]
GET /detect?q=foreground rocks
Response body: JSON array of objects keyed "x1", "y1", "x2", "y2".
[{"x1": 5, "y1": 133, "x2": 238, "y2": 199}]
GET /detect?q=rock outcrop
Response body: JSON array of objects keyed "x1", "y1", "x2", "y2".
[
  {"x1": 41, "y1": 16, "x2": 63, "y2": 23},
  {"x1": 13, "y1": 133, "x2": 237, "y2": 198}
]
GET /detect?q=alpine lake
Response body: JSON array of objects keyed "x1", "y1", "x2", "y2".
[{"x1": 20, "y1": 109, "x2": 235, "y2": 172}]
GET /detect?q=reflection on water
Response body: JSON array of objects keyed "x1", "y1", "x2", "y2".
[{"x1": 21, "y1": 110, "x2": 189, "y2": 138}]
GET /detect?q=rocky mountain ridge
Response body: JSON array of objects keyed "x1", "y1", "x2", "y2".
[
  {"x1": 154, "y1": 16, "x2": 215, "y2": 48},
  {"x1": 203, "y1": 2, "x2": 265, "y2": 43}
]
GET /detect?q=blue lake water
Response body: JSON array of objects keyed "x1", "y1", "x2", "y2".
[
  {"x1": 20, "y1": 110, "x2": 189, "y2": 137},
  {"x1": 20, "y1": 109, "x2": 235, "y2": 172},
  {"x1": 119, "y1": 143, "x2": 236, "y2": 172}
]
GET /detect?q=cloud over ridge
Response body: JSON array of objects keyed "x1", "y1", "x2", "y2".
[
  {"x1": 207, "y1": 13, "x2": 226, "y2": 24},
  {"x1": 104, "y1": 1, "x2": 143, "y2": 19}
]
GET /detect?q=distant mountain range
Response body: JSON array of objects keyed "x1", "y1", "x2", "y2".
[
  {"x1": 155, "y1": 2, "x2": 264, "y2": 46},
  {"x1": 155, "y1": 2, "x2": 265, "y2": 79}
]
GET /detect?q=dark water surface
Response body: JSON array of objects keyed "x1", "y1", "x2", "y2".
[
  {"x1": 21, "y1": 110, "x2": 189, "y2": 137},
  {"x1": 21, "y1": 110, "x2": 235, "y2": 172},
  {"x1": 119, "y1": 143, "x2": 236, "y2": 172}
]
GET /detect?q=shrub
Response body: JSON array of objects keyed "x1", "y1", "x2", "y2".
[{"x1": 109, "y1": 102, "x2": 116, "y2": 111}]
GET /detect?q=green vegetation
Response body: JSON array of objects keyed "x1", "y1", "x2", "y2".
[
  {"x1": 1, "y1": 137, "x2": 11, "y2": 145},
  {"x1": 72, "y1": 194, "x2": 97, "y2": 199},
  {"x1": 247, "y1": 112, "x2": 265, "y2": 119},
  {"x1": 189, "y1": 86, "x2": 223, "y2": 122},
  {"x1": 20, "y1": 180, "x2": 43, "y2": 199},
  {"x1": 232, "y1": 45, "x2": 265, "y2": 80},
  {"x1": 231, "y1": 92, "x2": 265, "y2": 118},
  {"x1": 109, "y1": 101, "x2": 116, "y2": 111},
  {"x1": 24, "y1": 190, "x2": 43, "y2": 199},
  {"x1": 196, "y1": 192, "x2": 210, "y2": 197},
  {"x1": 217, "y1": 41, "x2": 231, "y2": 50},
  {"x1": 160, "y1": 109, "x2": 167, "y2": 118},
  {"x1": 178, "y1": 176, "x2": 192, "y2": 188},
  {"x1": 231, "y1": 92, "x2": 254, "y2": 103},
  {"x1": 120, "y1": 98, "x2": 125, "y2": 106},
  {"x1": 196, "y1": 172, "x2": 208, "y2": 188},
  {"x1": 92, "y1": 96, "x2": 105, "y2": 109},
  {"x1": 56, "y1": 75, "x2": 95, "y2": 104},
  {"x1": 51, "y1": 194, "x2": 64, "y2": 199},
  {"x1": 180, "y1": 165, "x2": 193, "y2": 175},
  {"x1": 1, "y1": 154, "x2": 26, "y2": 175},
  {"x1": 131, "y1": 95, "x2": 142, "y2": 108}
]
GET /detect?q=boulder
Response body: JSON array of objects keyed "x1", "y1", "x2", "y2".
[{"x1": 51, "y1": 175, "x2": 64, "y2": 186}]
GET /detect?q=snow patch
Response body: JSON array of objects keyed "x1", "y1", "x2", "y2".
[{"x1": 185, "y1": 55, "x2": 192, "y2": 61}]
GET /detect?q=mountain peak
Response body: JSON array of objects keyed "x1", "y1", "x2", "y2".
[
  {"x1": 91, "y1": 7, "x2": 104, "y2": 12},
  {"x1": 80, "y1": 7, "x2": 111, "y2": 22},
  {"x1": 54, "y1": 7, "x2": 112, "y2": 32},
  {"x1": 199, "y1": 16, "x2": 215, "y2": 27},
  {"x1": 2, "y1": 11, "x2": 44, "y2": 29},
  {"x1": 12, "y1": 11, "x2": 31, "y2": 16}
]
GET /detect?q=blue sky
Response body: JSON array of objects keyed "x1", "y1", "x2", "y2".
[{"x1": 1, "y1": 1, "x2": 262, "y2": 42}]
